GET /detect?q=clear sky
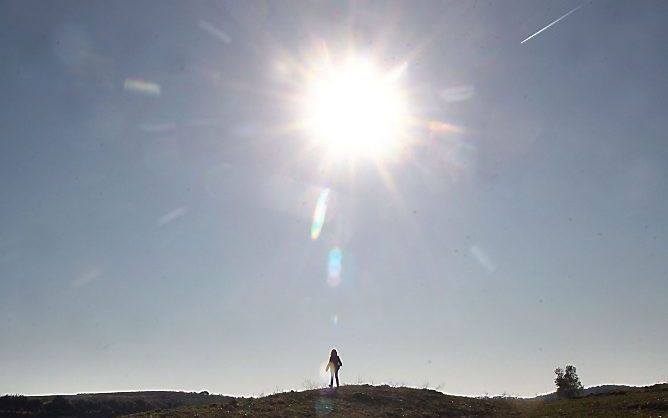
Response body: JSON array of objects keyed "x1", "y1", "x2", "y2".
[{"x1": 1, "y1": 0, "x2": 667, "y2": 398}]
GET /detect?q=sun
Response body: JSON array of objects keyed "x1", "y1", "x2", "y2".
[{"x1": 301, "y1": 56, "x2": 410, "y2": 161}]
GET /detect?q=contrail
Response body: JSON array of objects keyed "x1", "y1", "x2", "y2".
[{"x1": 521, "y1": 2, "x2": 586, "y2": 44}]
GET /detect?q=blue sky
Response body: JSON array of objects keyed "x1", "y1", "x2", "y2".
[{"x1": 1, "y1": 0, "x2": 667, "y2": 397}]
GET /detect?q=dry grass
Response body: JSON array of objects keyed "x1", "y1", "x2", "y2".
[{"x1": 124, "y1": 383, "x2": 668, "y2": 417}]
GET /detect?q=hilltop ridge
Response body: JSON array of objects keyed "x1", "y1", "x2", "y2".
[
  {"x1": 124, "y1": 383, "x2": 667, "y2": 417},
  {"x1": 2, "y1": 383, "x2": 666, "y2": 417}
]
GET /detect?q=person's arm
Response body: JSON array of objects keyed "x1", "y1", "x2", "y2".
[
  {"x1": 326, "y1": 362, "x2": 330, "y2": 371},
  {"x1": 338, "y1": 358, "x2": 343, "y2": 367}
]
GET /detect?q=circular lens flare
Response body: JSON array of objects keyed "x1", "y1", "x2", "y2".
[
  {"x1": 327, "y1": 247, "x2": 342, "y2": 287},
  {"x1": 311, "y1": 188, "x2": 330, "y2": 240}
]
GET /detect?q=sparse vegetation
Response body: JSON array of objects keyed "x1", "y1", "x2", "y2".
[
  {"x1": 0, "y1": 391, "x2": 232, "y2": 418},
  {"x1": 123, "y1": 383, "x2": 667, "y2": 418},
  {"x1": 4, "y1": 383, "x2": 667, "y2": 417}
]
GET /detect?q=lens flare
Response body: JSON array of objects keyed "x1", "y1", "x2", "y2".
[
  {"x1": 124, "y1": 78, "x2": 161, "y2": 97},
  {"x1": 318, "y1": 361, "x2": 332, "y2": 383},
  {"x1": 327, "y1": 247, "x2": 342, "y2": 287},
  {"x1": 311, "y1": 188, "x2": 330, "y2": 240},
  {"x1": 315, "y1": 398, "x2": 334, "y2": 415}
]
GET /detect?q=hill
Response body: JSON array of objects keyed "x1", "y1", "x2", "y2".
[
  {"x1": 0, "y1": 391, "x2": 232, "y2": 417},
  {"x1": 2, "y1": 384, "x2": 666, "y2": 417},
  {"x1": 123, "y1": 383, "x2": 668, "y2": 418},
  {"x1": 532, "y1": 384, "x2": 637, "y2": 401}
]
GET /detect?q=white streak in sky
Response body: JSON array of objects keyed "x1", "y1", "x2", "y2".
[
  {"x1": 198, "y1": 20, "x2": 232, "y2": 44},
  {"x1": 438, "y1": 85, "x2": 475, "y2": 103},
  {"x1": 521, "y1": 3, "x2": 586, "y2": 44},
  {"x1": 124, "y1": 79, "x2": 161, "y2": 96},
  {"x1": 470, "y1": 245, "x2": 497, "y2": 272},
  {"x1": 72, "y1": 268, "x2": 102, "y2": 288},
  {"x1": 157, "y1": 206, "x2": 188, "y2": 226}
]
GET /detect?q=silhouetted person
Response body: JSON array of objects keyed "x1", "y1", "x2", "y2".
[{"x1": 326, "y1": 348, "x2": 343, "y2": 388}]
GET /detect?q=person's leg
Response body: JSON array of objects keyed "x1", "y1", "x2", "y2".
[
  {"x1": 329, "y1": 370, "x2": 334, "y2": 388},
  {"x1": 335, "y1": 369, "x2": 339, "y2": 387}
]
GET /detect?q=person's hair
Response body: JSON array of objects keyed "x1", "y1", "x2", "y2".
[{"x1": 330, "y1": 349, "x2": 337, "y2": 358}]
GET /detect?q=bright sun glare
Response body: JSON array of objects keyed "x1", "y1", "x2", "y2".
[{"x1": 302, "y1": 57, "x2": 409, "y2": 160}]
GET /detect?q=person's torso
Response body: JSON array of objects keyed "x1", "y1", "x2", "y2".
[{"x1": 329, "y1": 356, "x2": 341, "y2": 370}]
